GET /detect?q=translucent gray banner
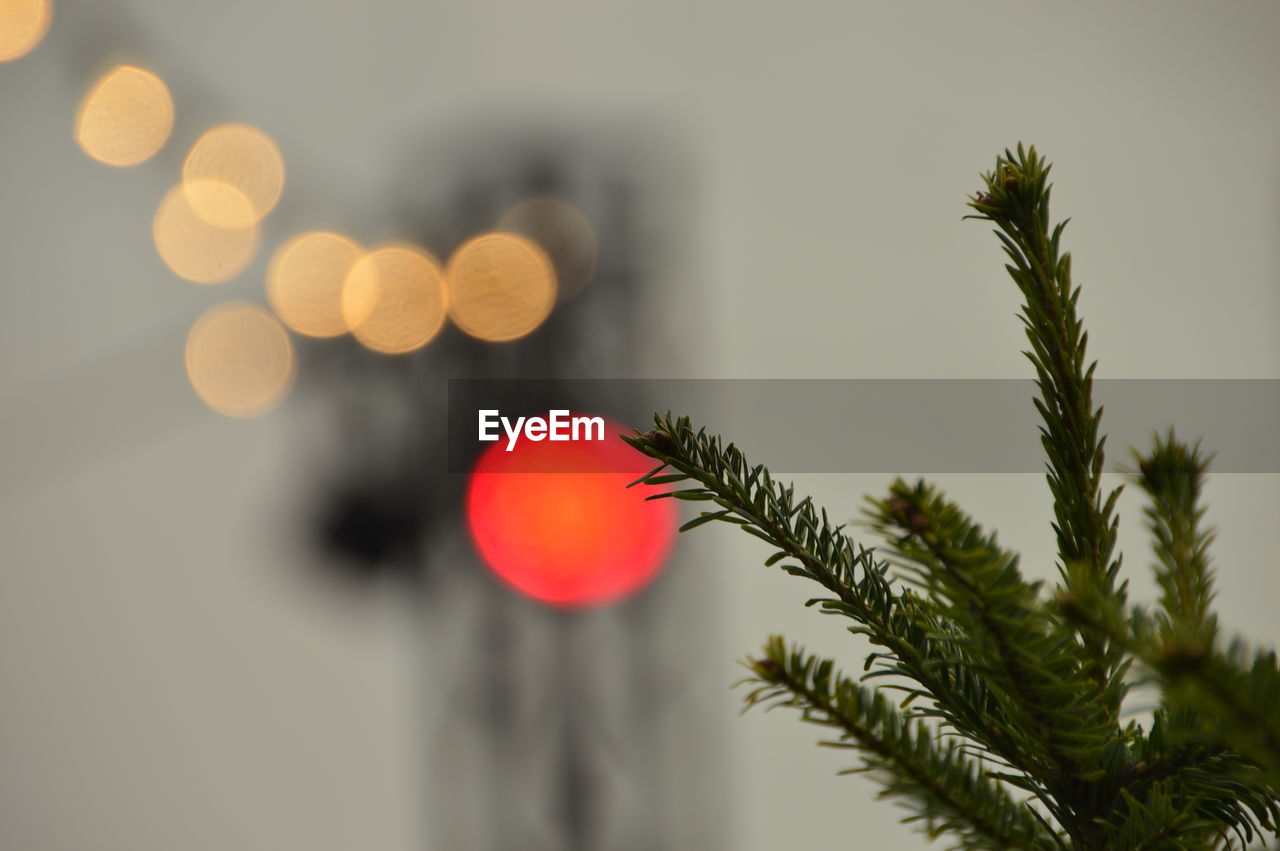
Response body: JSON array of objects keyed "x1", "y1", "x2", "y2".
[{"x1": 447, "y1": 380, "x2": 1280, "y2": 473}]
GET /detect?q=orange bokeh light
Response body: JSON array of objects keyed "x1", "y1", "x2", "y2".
[
  {"x1": 184, "y1": 302, "x2": 295, "y2": 417},
  {"x1": 466, "y1": 417, "x2": 676, "y2": 608},
  {"x1": 341, "y1": 243, "x2": 447, "y2": 354},
  {"x1": 0, "y1": 0, "x2": 51, "y2": 63},
  {"x1": 74, "y1": 65, "x2": 174, "y2": 166},
  {"x1": 183, "y1": 123, "x2": 284, "y2": 228},
  {"x1": 153, "y1": 181, "x2": 259, "y2": 284},
  {"x1": 445, "y1": 232, "x2": 556, "y2": 343},
  {"x1": 267, "y1": 231, "x2": 363, "y2": 338}
]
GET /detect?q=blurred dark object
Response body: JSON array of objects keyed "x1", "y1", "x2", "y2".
[
  {"x1": 294, "y1": 119, "x2": 719, "y2": 850},
  {"x1": 319, "y1": 485, "x2": 425, "y2": 575}
]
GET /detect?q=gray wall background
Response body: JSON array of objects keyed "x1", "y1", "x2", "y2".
[{"x1": 1, "y1": 1, "x2": 1278, "y2": 849}]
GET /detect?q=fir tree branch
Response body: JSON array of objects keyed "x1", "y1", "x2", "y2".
[
  {"x1": 742, "y1": 636, "x2": 1060, "y2": 850},
  {"x1": 1133, "y1": 431, "x2": 1219, "y2": 646},
  {"x1": 1127, "y1": 710, "x2": 1279, "y2": 846},
  {"x1": 1096, "y1": 782, "x2": 1218, "y2": 851},
  {"x1": 966, "y1": 145, "x2": 1126, "y2": 715},
  {"x1": 867, "y1": 480, "x2": 1115, "y2": 785},
  {"x1": 1059, "y1": 430, "x2": 1280, "y2": 804},
  {"x1": 1156, "y1": 640, "x2": 1280, "y2": 791},
  {"x1": 1125, "y1": 743, "x2": 1223, "y2": 789},
  {"x1": 625, "y1": 416, "x2": 1048, "y2": 784},
  {"x1": 1058, "y1": 592, "x2": 1280, "y2": 798}
]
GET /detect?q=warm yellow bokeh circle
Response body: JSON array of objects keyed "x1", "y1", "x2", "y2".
[
  {"x1": 341, "y1": 244, "x2": 448, "y2": 355},
  {"x1": 185, "y1": 302, "x2": 295, "y2": 417},
  {"x1": 0, "y1": 0, "x2": 52, "y2": 63},
  {"x1": 183, "y1": 124, "x2": 284, "y2": 228},
  {"x1": 74, "y1": 65, "x2": 174, "y2": 166},
  {"x1": 267, "y1": 231, "x2": 364, "y2": 338},
  {"x1": 445, "y1": 232, "x2": 557, "y2": 343},
  {"x1": 153, "y1": 181, "x2": 259, "y2": 284}
]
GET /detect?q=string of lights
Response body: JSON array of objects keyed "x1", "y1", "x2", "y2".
[{"x1": 5, "y1": 0, "x2": 597, "y2": 420}]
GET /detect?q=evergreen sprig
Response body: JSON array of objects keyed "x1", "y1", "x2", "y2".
[
  {"x1": 624, "y1": 145, "x2": 1280, "y2": 849},
  {"x1": 967, "y1": 145, "x2": 1127, "y2": 718},
  {"x1": 1134, "y1": 431, "x2": 1219, "y2": 647},
  {"x1": 742, "y1": 636, "x2": 1058, "y2": 850}
]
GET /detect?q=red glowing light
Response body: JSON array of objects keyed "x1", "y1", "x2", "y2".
[{"x1": 465, "y1": 416, "x2": 676, "y2": 608}]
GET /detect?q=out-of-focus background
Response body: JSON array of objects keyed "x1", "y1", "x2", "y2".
[{"x1": 2, "y1": 2, "x2": 1278, "y2": 849}]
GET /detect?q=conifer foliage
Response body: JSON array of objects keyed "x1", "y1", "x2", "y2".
[{"x1": 625, "y1": 146, "x2": 1280, "y2": 849}]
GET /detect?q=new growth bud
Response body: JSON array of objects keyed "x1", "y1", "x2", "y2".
[{"x1": 644, "y1": 429, "x2": 679, "y2": 457}]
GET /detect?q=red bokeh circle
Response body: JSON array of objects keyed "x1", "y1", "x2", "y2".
[{"x1": 465, "y1": 415, "x2": 676, "y2": 608}]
